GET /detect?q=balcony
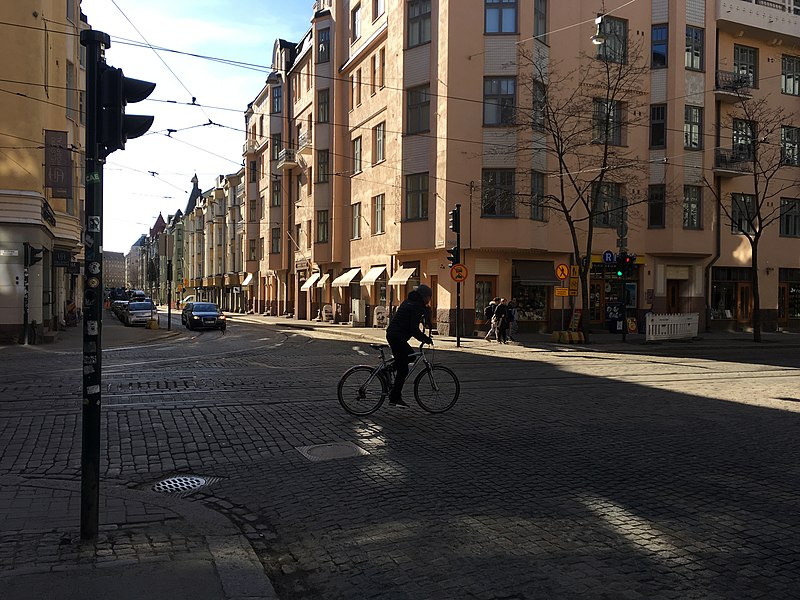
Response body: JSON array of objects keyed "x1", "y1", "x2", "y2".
[
  {"x1": 242, "y1": 138, "x2": 257, "y2": 154},
  {"x1": 277, "y1": 148, "x2": 297, "y2": 170},
  {"x1": 297, "y1": 131, "x2": 312, "y2": 157},
  {"x1": 713, "y1": 148, "x2": 753, "y2": 177},
  {"x1": 714, "y1": 70, "x2": 753, "y2": 102},
  {"x1": 717, "y1": 0, "x2": 799, "y2": 39}
]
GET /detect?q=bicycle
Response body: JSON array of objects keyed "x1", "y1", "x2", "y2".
[{"x1": 337, "y1": 340, "x2": 459, "y2": 416}]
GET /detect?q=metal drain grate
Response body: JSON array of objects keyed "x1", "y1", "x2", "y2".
[
  {"x1": 296, "y1": 441, "x2": 369, "y2": 462},
  {"x1": 152, "y1": 475, "x2": 210, "y2": 496}
]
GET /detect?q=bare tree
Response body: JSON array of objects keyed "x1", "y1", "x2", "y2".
[
  {"x1": 703, "y1": 94, "x2": 799, "y2": 342},
  {"x1": 514, "y1": 31, "x2": 650, "y2": 341}
]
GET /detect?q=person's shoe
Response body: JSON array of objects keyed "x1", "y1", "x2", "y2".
[{"x1": 389, "y1": 397, "x2": 408, "y2": 408}]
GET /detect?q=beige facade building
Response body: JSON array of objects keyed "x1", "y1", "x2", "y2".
[
  {"x1": 103, "y1": 251, "x2": 125, "y2": 289},
  {"x1": 0, "y1": 2, "x2": 87, "y2": 341}
]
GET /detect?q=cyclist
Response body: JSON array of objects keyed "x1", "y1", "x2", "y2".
[{"x1": 386, "y1": 284, "x2": 434, "y2": 407}]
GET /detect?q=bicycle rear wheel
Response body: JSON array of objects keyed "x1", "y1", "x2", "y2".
[
  {"x1": 338, "y1": 365, "x2": 387, "y2": 416},
  {"x1": 414, "y1": 365, "x2": 459, "y2": 413}
]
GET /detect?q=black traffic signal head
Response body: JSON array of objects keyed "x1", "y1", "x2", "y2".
[
  {"x1": 448, "y1": 207, "x2": 460, "y2": 233},
  {"x1": 447, "y1": 245, "x2": 460, "y2": 267},
  {"x1": 24, "y1": 243, "x2": 43, "y2": 267},
  {"x1": 615, "y1": 252, "x2": 626, "y2": 277},
  {"x1": 99, "y1": 65, "x2": 155, "y2": 156}
]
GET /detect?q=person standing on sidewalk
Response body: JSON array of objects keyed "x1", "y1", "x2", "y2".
[
  {"x1": 492, "y1": 298, "x2": 509, "y2": 344},
  {"x1": 483, "y1": 298, "x2": 498, "y2": 341},
  {"x1": 386, "y1": 285, "x2": 434, "y2": 407}
]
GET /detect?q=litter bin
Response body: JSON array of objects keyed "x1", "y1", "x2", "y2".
[{"x1": 605, "y1": 302, "x2": 624, "y2": 333}]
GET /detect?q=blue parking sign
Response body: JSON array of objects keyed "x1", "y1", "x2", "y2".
[{"x1": 602, "y1": 250, "x2": 616, "y2": 264}]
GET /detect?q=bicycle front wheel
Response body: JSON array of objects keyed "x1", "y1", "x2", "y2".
[
  {"x1": 338, "y1": 365, "x2": 387, "y2": 416},
  {"x1": 414, "y1": 365, "x2": 459, "y2": 413}
]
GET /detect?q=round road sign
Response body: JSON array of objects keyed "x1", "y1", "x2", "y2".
[
  {"x1": 450, "y1": 263, "x2": 469, "y2": 282},
  {"x1": 555, "y1": 263, "x2": 569, "y2": 280}
]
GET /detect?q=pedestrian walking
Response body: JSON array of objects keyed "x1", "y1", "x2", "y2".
[
  {"x1": 483, "y1": 298, "x2": 498, "y2": 341},
  {"x1": 506, "y1": 298, "x2": 518, "y2": 342},
  {"x1": 492, "y1": 298, "x2": 509, "y2": 344}
]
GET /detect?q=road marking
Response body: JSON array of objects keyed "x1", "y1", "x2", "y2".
[{"x1": 352, "y1": 345, "x2": 369, "y2": 356}]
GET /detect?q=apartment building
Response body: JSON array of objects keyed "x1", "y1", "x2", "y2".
[
  {"x1": 103, "y1": 252, "x2": 126, "y2": 289},
  {"x1": 0, "y1": 2, "x2": 87, "y2": 342},
  {"x1": 233, "y1": 0, "x2": 799, "y2": 334}
]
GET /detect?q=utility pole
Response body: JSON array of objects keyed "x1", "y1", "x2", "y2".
[
  {"x1": 448, "y1": 204, "x2": 462, "y2": 347},
  {"x1": 79, "y1": 29, "x2": 155, "y2": 541}
]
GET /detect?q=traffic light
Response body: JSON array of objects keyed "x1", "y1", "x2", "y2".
[
  {"x1": 623, "y1": 253, "x2": 636, "y2": 276},
  {"x1": 448, "y1": 206, "x2": 460, "y2": 233},
  {"x1": 447, "y1": 245, "x2": 460, "y2": 267},
  {"x1": 615, "y1": 252, "x2": 626, "y2": 277},
  {"x1": 99, "y1": 65, "x2": 155, "y2": 156},
  {"x1": 24, "y1": 243, "x2": 43, "y2": 267}
]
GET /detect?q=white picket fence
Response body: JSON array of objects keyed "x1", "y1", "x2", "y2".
[{"x1": 645, "y1": 313, "x2": 699, "y2": 341}]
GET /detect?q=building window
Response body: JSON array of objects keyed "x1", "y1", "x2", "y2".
[
  {"x1": 249, "y1": 200, "x2": 257, "y2": 222},
  {"x1": 782, "y1": 55, "x2": 800, "y2": 96},
  {"x1": 317, "y1": 89, "x2": 329, "y2": 123},
  {"x1": 650, "y1": 104, "x2": 666, "y2": 148},
  {"x1": 592, "y1": 99, "x2": 623, "y2": 146},
  {"x1": 352, "y1": 3, "x2": 362, "y2": 42},
  {"x1": 591, "y1": 182, "x2": 623, "y2": 227},
  {"x1": 733, "y1": 119, "x2": 755, "y2": 160},
  {"x1": 648, "y1": 185, "x2": 666, "y2": 228},
  {"x1": 684, "y1": 105, "x2": 702, "y2": 149},
  {"x1": 373, "y1": 122, "x2": 385, "y2": 163},
  {"x1": 78, "y1": 90, "x2": 85, "y2": 124},
  {"x1": 408, "y1": 0, "x2": 431, "y2": 48},
  {"x1": 357, "y1": 69, "x2": 363, "y2": 106},
  {"x1": 260, "y1": 195, "x2": 265, "y2": 219},
  {"x1": 371, "y1": 55, "x2": 377, "y2": 95},
  {"x1": 731, "y1": 193, "x2": 756, "y2": 234},
  {"x1": 530, "y1": 170, "x2": 545, "y2": 221},
  {"x1": 352, "y1": 202, "x2": 362, "y2": 239},
  {"x1": 353, "y1": 137, "x2": 362, "y2": 173},
  {"x1": 271, "y1": 180, "x2": 281, "y2": 206},
  {"x1": 316, "y1": 210, "x2": 329, "y2": 243},
  {"x1": 683, "y1": 186, "x2": 701, "y2": 229},
  {"x1": 306, "y1": 220, "x2": 312, "y2": 248},
  {"x1": 685, "y1": 26, "x2": 704, "y2": 70},
  {"x1": 781, "y1": 125, "x2": 799, "y2": 166},
  {"x1": 483, "y1": 77, "x2": 516, "y2": 126},
  {"x1": 532, "y1": 81, "x2": 545, "y2": 131},
  {"x1": 651, "y1": 24, "x2": 668, "y2": 68},
  {"x1": 734, "y1": 44, "x2": 758, "y2": 87},
  {"x1": 405, "y1": 173, "x2": 429, "y2": 220},
  {"x1": 248, "y1": 239, "x2": 257, "y2": 261},
  {"x1": 317, "y1": 28, "x2": 330, "y2": 63},
  {"x1": 379, "y1": 48, "x2": 386, "y2": 88},
  {"x1": 482, "y1": 169, "x2": 515, "y2": 217},
  {"x1": 271, "y1": 133, "x2": 281, "y2": 160},
  {"x1": 271, "y1": 86, "x2": 282, "y2": 113},
  {"x1": 66, "y1": 60, "x2": 76, "y2": 121},
  {"x1": 270, "y1": 228, "x2": 280, "y2": 254},
  {"x1": 373, "y1": 194, "x2": 385, "y2": 234},
  {"x1": 373, "y1": 0, "x2": 385, "y2": 19},
  {"x1": 780, "y1": 198, "x2": 800, "y2": 237},
  {"x1": 407, "y1": 84, "x2": 430, "y2": 134},
  {"x1": 485, "y1": 0, "x2": 517, "y2": 34},
  {"x1": 249, "y1": 160, "x2": 257, "y2": 183},
  {"x1": 534, "y1": 0, "x2": 547, "y2": 41},
  {"x1": 596, "y1": 16, "x2": 627, "y2": 64},
  {"x1": 259, "y1": 237, "x2": 265, "y2": 260},
  {"x1": 297, "y1": 173, "x2": 302, "y2": 202},
  {"x1": 317, "y1": 150, "x2": 330, "y2": 183}
]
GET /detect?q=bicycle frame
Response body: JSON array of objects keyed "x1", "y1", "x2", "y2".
[{"x1": 367, "y1": 342, "x2": 431, "y2": 395}]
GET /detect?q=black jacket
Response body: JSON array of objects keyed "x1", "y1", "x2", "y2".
[{"x1": 386, "y1": 291, "x2": 430, "y2": 343}]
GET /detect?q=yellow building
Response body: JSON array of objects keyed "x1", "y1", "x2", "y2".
[
  {"x1": 235, "y1": 0, "x2": 799, "y2": 334},
  {"x1": 0, "y1": 2, "x2": 86, "y2": 342}
]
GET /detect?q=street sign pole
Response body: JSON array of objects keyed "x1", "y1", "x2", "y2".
[
  {"x1": 167, "y1": 259, "x2": 173, "y2": 331},
  {"x1": 79, "y1": 29, "x2": 110, "y2": 541},
  {"x1": 455, "y1": 204, "x2": 461, "y2": 348}
]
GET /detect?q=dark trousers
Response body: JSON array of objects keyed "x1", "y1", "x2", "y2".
[{"x1": 387, "y1": 336, "x2": 413, "y2": 400}]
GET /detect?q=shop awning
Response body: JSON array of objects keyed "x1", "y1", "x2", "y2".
[
  {"x1": 388, "y1": 266, "x2": 416, "y2": 285},
  {"x1": 332, "y1": 267, "x2": 362, "y2": 288},
  {"x1": 360, "y1": 265, "x2": 387, "y2": 286},
  {"x1": 241, "y1": 272, "x2": 254, "y2": 286},
  {"x1": 512, "y1": 261, "x2": 560, "y2": 286},
  {"x1": 300, "y1": 272, "x2": 321, "y2": 291},
  {"x1": 316, "y1": 273, "x2": 330, "y2": 287}
]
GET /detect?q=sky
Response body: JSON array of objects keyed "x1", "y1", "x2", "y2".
[{"x1": 80, "y1": 0, "x2": 311, "y2": 253}]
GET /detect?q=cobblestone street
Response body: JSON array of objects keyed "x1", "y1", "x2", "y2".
[{"x1": 1, "y1": 318, "x2": 800, "y2": 599}]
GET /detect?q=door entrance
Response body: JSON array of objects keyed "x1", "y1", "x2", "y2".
[
  {"x1": 666, "y1": 280, "x2": 680, "y2": 313},
  {"x1": 737, "y1": 282, "x2": 752, "y2": 324},
  {"x1": 429, "y1": 275, "x2": 438, "y2": 325},
  {"x1": 475, "y1": 276, "x2": 496, "y2": 324}
]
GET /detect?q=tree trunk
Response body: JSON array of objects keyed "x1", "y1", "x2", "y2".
[{"x1": 751, "y1": 242, "x2": 762, "y2": 342}]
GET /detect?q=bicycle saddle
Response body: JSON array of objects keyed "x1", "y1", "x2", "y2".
[{"x1": 370, "y1": 343, "x2": 388, "y2": 349}]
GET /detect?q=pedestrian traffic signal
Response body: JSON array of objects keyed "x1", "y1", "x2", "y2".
[
  {"x1": 447, "y1": 245, "x2": 460, "y2": 267},
  {"x1": 448, "y1": 206, "x2": 460, "y2": 233},
  {"x1": 99, "y1": 64, "x2": 155, "y2": 156},
  {"x1": 24, "y1": 243, "x2": 43, "y2": 267}
]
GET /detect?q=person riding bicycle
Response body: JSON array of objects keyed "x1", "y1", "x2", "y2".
[{"x1": 386, "y1": 284, "x2": 434, "y2": 407}]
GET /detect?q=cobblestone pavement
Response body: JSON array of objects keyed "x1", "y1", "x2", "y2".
[{"x1": 1, "y1": 316, "x2": 800, "y2": 599}]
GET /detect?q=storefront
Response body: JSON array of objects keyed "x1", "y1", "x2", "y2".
[
  {"x1": 589, "y1": 261, "x2": 638, "y2": 327},
  {"x1": 778, "y1": 268, "x2": 800, "y2": 331},
  {"x1": 511, "y1": 260, "x2": 557, "y2": 331},
  {"x1": 710, "y1": 267, "x2": 752, "y2": 328}
]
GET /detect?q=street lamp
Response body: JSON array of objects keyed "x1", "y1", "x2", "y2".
[{"x1": 591, "y1": 16, "x2": 606, "y2": 45}]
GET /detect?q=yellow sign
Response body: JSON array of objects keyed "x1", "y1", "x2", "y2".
[
  {"x1": 555, "y1": 287, "x2": 569, "y2": 297},
  {"x1": 568, "y1": 278, "x2": 579, "y2": 295},
  {"x1": 555, "y1": 263, "x2": 569, "y2": 280},
  {"x1": 570, "y1": 265, "x2": 579, "y2": 278},
  {"x1": 450, "y1": 263, "x2": 469, "y2": 282}
]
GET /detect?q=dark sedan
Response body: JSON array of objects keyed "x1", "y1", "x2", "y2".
[{"x1": 181, "y1": 302, "x2": 226, "y2": 331}]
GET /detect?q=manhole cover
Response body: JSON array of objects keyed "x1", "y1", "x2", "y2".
[
  {"x1": 296, "y1": 441, "x2": 369, "y2": 462},
  {"x1": 152, "y1": 475, "x2": 210, "y2": 496}
]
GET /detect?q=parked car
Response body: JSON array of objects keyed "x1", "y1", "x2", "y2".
[
  {"x1": 111, "y1": 300, "x2": 129, "y2": 318},
  {"x1": 181, "y1": 302, "x2": 226, "y2": 331},
  {"x1": 124, "y1": 301, "x2": 157, "y2": 327}
]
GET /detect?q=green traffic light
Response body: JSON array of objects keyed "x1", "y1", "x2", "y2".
[{"x1": 616, "y1": 269, "x2": 623, "y2": 277}]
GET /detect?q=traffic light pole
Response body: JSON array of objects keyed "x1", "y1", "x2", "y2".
[
  {"x1": 22, "y1": 243, "x2": 30, "y2": 345},
  {"x1": 79, "y1": 30, "x2": 110, "y2": 541}
]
